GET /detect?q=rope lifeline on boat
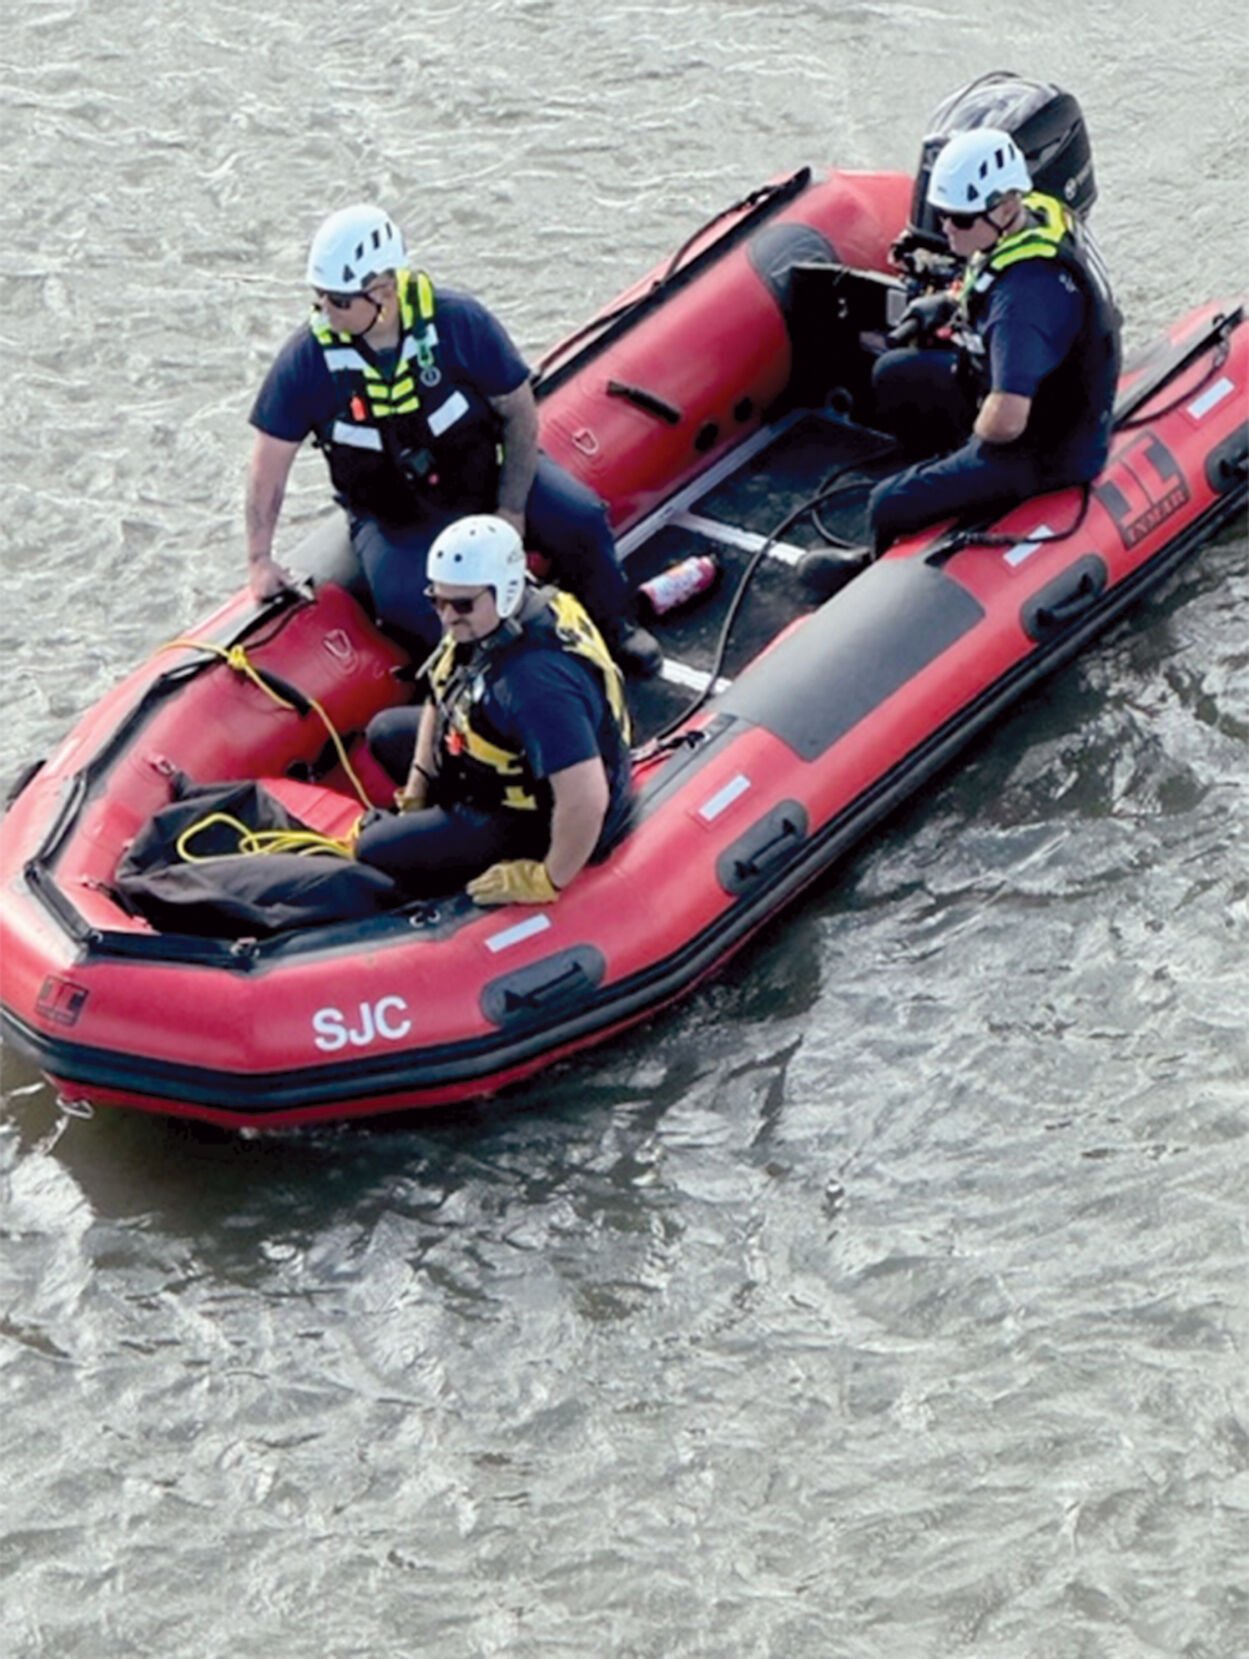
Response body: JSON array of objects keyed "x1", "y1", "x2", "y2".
[{"x1": 156, "y1": 636, "x2": 373, "y2": 811}]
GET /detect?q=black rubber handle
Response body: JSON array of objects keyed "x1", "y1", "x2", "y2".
[
  {"x1": 503, "y1": 961, "x2": 592, "y2": 1013},
  {"x1": 733, "y1": 815, "x2": 805, "y2": 882},
  {"x1": 606, "y1": 379, "x2": 683, "y2": 426},
  {"x1": 1034, "y1": 573, "x2": 1099, "y2": 630}
]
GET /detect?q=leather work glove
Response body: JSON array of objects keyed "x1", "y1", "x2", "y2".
[
  {"x1": 467, "y1": 859, "x2": 561, "y2": 906},
  {"x1": 887, "y1": 290, "x2": 956, "y2": 348}
]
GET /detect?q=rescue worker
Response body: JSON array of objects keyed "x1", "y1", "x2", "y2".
[
  {"x1": 799, "y1": 127, "x2": 1120, "y2": 595},
  {"x1": 246, "y1": 203, "x2": 662, "y2": 677},
  {"x1": 355, "y1": 515, "x2": 634, "y2": 903}
]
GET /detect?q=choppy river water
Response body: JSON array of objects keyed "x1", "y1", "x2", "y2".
[{"x1": 2, "y1": 2, "x2": 1247, "y2": 1654}]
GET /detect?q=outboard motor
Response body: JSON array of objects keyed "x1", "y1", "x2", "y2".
[{"x1": 906, "y1": 71, "x2": 1098, "y2": 252}]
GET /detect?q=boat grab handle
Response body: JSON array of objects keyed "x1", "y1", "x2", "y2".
[
  {"x1": 502, "y1": 962, "x2": 592, "y2": 1014},
  {"x1": 1021, "y1": 556, "x2": 1107, "y2": 642},
  {"x1": 606, "y1": 379, "x2": 683, "y2": 426},
  {"x1": 735, "y1": 819, "x2": 802, "y2": 879},
  {"x1": 718, "y1": 802, "x2": 810, "y2": 896},
  {"x1": 1036, "y1": 573, "x2": 1098, "y2": 627},
  {"x1": 481, "y1": 944, "x2": 607, "y2": 1028}
]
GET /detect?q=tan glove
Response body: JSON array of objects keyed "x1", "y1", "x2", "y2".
[{"x1": 467, "y1": 859, "x2": 561, "y2": 906}]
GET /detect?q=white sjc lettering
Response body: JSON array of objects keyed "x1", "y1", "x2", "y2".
[{"x1": 312, "y1": 997, "x2": 412, "y2": 1053}]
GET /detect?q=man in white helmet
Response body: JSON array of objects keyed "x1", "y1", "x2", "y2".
[
  {"x1": 246, "y1": 204, "x2": 661, "y2": 677},
  {"x1": 799, "y1": 126, "x2": 1120, "y2": 596},
  {"x1": 355, "y1": 515, "x2": 634, "y2": 905}
]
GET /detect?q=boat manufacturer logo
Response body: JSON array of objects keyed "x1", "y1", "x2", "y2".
[
  {"x1": 312, "y1": 996, "x2": 411, "y2": 1052},
  {"x1": 1096, "y1": 434, "x2": 1190, "y2": 550}
]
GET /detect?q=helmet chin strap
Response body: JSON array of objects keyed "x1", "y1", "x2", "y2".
[
  {"x1": 483, "y1": 614, "x2": 523, "y2": 649},
  {"x1": 984, "y1": 195, "x2": 1028, "y2": 246},
  {"x1": 355, "y1": 294, "x2": 385, "y2": 337}
]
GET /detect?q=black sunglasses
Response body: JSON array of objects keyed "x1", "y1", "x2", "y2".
[
  {"x1": 939, "y1": 208, "x2": 985, "y2": 231},
  {"x1": 425, "y1": 586, "x2": 486, "y2": 616},
  {"x1": 316, "y1": 289, "x2": 362, "y2": 310}
]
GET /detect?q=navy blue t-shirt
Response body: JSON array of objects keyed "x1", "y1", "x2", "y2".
[
  {"x1": 984, "y1": 259, "x2": 1084, "y2": 400},
  {"x1": 482, "y1": 646, "x2": 633, "y2": 853},
  {"x1": 983, "y1": 258, "x2": 1110, "y2": 477},
  {"x1": 249, "y1": 285, "x2": 530, "y2": 442}
]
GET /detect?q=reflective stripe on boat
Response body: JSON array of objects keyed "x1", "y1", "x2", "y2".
[
  {"x1": 698, "y1": 774, "x2": 752, "y2": 822},
  {"x1": 1004, "y1": 526, "x2": 1056, "y2": 567},
  {"x1": 672, "y1": 512, "x2": 808, "y2": 566},
  {"x1": 1187, "y1": 376, "x2": 1235, "y2": 419},
  {"x1": 484, "y1": 914, "x2": 553, "y2": 954},
  {"x1": 660, "y1": 658, "x2": 732, "y2": 694}
]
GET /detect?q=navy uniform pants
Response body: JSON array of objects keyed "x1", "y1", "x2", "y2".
[
  {"x1": 353, "y1": 455, "x2": 631, "y2": 655},
  {"x1": 354, "y1": 705, "x2": 546, "y2": 897},
  {"x1": 866, "y1": 347, "x2": 1053, "y2": 554}
]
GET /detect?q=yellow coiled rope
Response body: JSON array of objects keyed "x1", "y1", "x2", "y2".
[{"x1": 173, "y1": 812, "x2": 358, "y2": 864}]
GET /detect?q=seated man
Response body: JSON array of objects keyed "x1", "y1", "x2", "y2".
[
  {"x1": 246, "y1": 202, "x2": 661, "y2": 677},
  {"x1": 355, "y1": 515, "x2": 634, "y2": 904},
  {"x1": 799, "y1": 127, "x2": 1121, "y2": 596}
]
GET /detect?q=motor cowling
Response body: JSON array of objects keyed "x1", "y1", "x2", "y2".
[{"x1": 909, "y1": 71, "x2": 1098, "y2": 242}]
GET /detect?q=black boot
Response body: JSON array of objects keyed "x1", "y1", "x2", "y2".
[
  {"x1": 603, "y1": 616, "x2": 664, "y2": 679},
  {"x1": 796, "y1": 546, "x2": 871, "y2": 600}
]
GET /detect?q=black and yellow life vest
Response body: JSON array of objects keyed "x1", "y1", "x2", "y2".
[
  {"x1": 428, "y1": 586, "x2": 632, "y2": 839},
  {"x1": 953, "y1": 191, "x2": 1120, "y2": 452},
  {"x1": 309, "y1": 269, "x2": 502, "y2": 520}
]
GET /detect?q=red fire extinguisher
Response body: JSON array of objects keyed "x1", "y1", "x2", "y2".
[{"x1": 637, "y1": 553, "x2": 720, "y2": 618}]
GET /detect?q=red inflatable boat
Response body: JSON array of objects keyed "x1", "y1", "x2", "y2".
[{"x1": 2, "y1": 161, "x2": 1246, "y2": 1128}]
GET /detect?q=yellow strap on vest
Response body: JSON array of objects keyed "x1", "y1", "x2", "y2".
[
  {"x1": 437, "y1": 683, "x2": 539, "y2": 811},
  {"x1": 446, "y1": 706, "x2": 532, "y2": 779},
  {"x1": 408, "y1": 269, "x2": 435, "y2": 324},
  {"x1": 985, "y1": 192, "x2": 1071, "y2": 274},
  {"x1": 547, "y1": 589, "x2": 631, "y2": 743},
  {"x1": 156, "y1": 637, "x2": 373, "y2": 810}
]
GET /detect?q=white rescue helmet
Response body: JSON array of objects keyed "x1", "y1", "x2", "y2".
[
  {"x1": 427, "y1": 515, "x2": 528, "y2": 620},
  {"x1": 306, "y1": 204, "x2": 406, "y2": 293},
  {"x1": 927, "y1": 127, "x2": 1032, "y2": 214}
]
